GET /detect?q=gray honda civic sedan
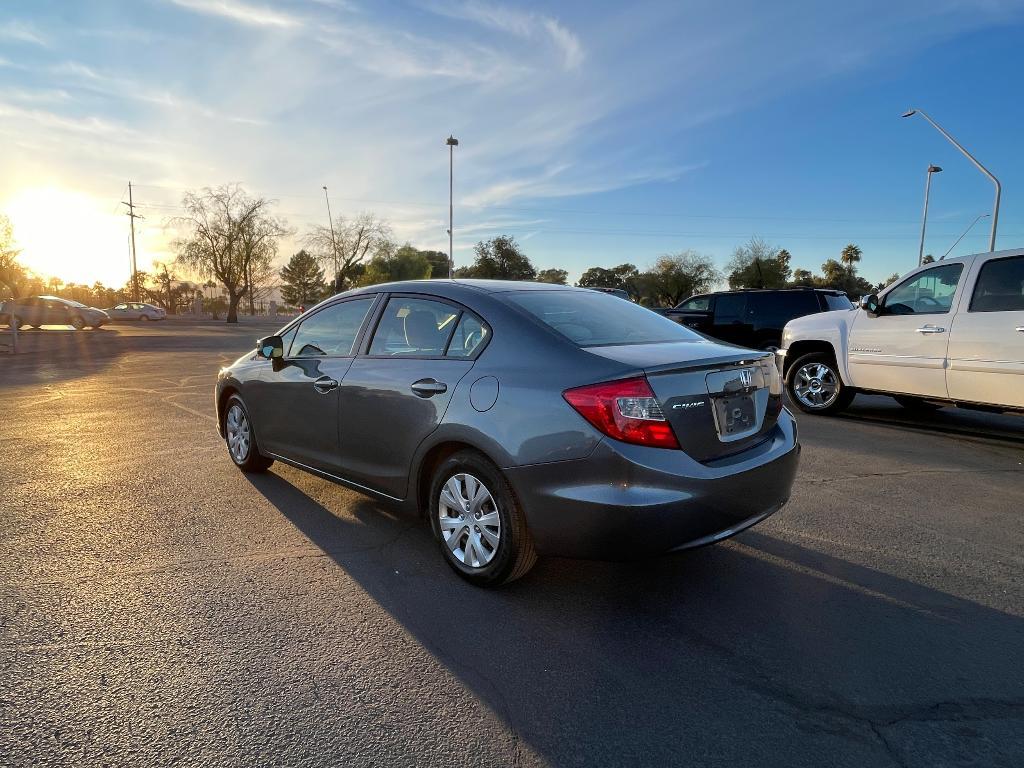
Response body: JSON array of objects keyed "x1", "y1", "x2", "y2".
[{"x1": 215, "y1": 280, "x2": 799, "y2": 586}]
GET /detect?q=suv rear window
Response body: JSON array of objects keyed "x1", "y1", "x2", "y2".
[
  {"x1": 506, "y1": 290, "x2": 701, "y2": 347},
  {"x1": 823, "y1": 293, "x2": 853, "y2": 311}
]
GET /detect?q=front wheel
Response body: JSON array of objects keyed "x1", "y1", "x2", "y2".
[
  {"x1": 786, "y1": 352, "x2": 855, "y2": 415},
  {"x1": 223, "y1": 395, "x2": 273, "y2": 473},
  {"x1": 9, "y1": 315, "x2": 24, "y2": 329},
  {"x1": 429, "y1": 451, "x2": 537, "y2": 587}
]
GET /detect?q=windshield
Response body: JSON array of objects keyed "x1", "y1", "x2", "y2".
[{"x1": 506, "y1": 290, "x2": 703, "y2": 347}]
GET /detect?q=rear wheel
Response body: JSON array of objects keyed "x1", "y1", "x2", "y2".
[
  {"x1": 224, "y1": 395, "x2": 273, "y2": 473},
  {"x1": 786, "y1": 352, "x2": 855, "y2": 415},
  {"x1": 70, "y1": 316, "x2": 85, "y2": 330},
  {"x1": 429, "y1": 450, "x2": 537, "y2": 587},
  {"x1": 893, "y1": 395, "x2": 943, "y2": 411},
  {"x1": 141, "y1": 315, "x2": 150, "y2": 321}
]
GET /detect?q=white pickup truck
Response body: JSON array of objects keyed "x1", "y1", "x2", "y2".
[{"x1": 778, "y1": 248, "x2": 1024, "y2": 414}]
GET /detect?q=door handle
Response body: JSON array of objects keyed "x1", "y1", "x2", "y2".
[
  {"x1": 313, "y1": 376, "x2": 339, "y2": 394},
  {"x1": 1016, "y1": 327, "x2": 1024, "y2": 333},
  {"x1": 411, "y1": 378, "x2": 447, "y2": 398},
  {"x1": 915, "y1": 325, "x2": 946, "y2": 334}
]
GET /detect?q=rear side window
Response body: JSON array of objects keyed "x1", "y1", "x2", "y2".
[
  {"x1": 506, "y1": 290, "x2": 701, "y2": 347},
  {"x1": 369, "y1": 297, "x2": 459, "y2": 357},
  {"x1": 969, "y1": 256, "x2": 1024, "y2": 312},
  {"x1": 713, "y1": 293, "x2": 746, "y2": 323},
  {"x1": 290, "y1": 297, "x2": 374, "y2": 357},
  {"x1": 747, "y1": 292, "x2": 820, "y2": 327},
  {"x1": 824, "y1": 294, "x2": 854, "y2": 311},
  {"x1": 447, "y1": 313, "x2": 490, "y2": 358}
]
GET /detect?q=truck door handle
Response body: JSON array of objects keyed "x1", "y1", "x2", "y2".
[
  {"x1": 1016, "y1": 327, "x2": 1024, "y2": 333},
  {"x1": 313, "y1": 376, "x2": 339, "y2": 394},
  {"x1": 915, "y1": 325, "x2": 946, "y2": 334},
  {"x1": 411, "y1": 378, "x2": 447, "y2": 398}
]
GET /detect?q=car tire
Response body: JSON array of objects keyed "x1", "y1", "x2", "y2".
[
  {"x1": 8, "y1": 315, "x2": 23, "y2": 329},
  {"x1": 893, "y1": 395, "x2": 943, "y2": 411},
  {"x1": 786, "y1": 352, "x2": 855, "y2": 415},
  {"x1": 70, "y1": 316, "x2": 85, "y2": 330},
  {"x1": 141, "y1": 315, "x2": 150, "y2": 321},
  {"x1": 429, "y1": 450, "x2": 537, "y2": 587},
  {"x1": 223, "y1": 395, "x2": 273, "y2": 473}
]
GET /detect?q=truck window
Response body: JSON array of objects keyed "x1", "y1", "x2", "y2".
[
  {"x1": 883, "y1": 264, "x2": 963, "y2": 315},
  {"x1": 748, "y1": 292, "x2": 819, "y2": 327},
  {"x1": 677, "y1": 296, "x2": 710, "y2": 311},
  {"x1": 969, "y1": 256, "x2": 1024, "y2": 313}
]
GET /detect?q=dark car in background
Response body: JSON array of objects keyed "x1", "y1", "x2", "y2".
[
  {"x1": 215, "y1": 280, "x2": 799, "y2": 587},
  {"x1": 664, "y1": 288, "x2": 852, "y2": 351}
]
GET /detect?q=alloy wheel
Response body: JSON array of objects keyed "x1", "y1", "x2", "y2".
[
  {"x1": 225, "y1": 404, "x2": 251, "y2": 463},
  {"x1": 438, "y1": 473, "x2": 501, "y2": 568},
  {"x1": 793, "y1": 362, "x2": 839, "y2": 409}
]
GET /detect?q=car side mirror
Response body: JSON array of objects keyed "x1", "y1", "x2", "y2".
[
  {"x1": 859, "y1": 294, "x2": 880, "y2": 315},
  {"x1": 257, "y1": 335, "x2": 284, "y2": 360}
]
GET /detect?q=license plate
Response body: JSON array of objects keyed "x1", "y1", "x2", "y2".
[{"x1": 713, "y1": 393, "x2": 757, "y2": 436}]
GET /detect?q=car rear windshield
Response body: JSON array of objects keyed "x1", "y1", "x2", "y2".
[
  {"x1": 823, "y1": 293, "x2": 853, "y2": 311},
  {"x1": 506, "y1": 290, "x2": 703, "y2": 347}
]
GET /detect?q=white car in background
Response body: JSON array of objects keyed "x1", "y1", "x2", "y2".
[
  {"x1": 778, "y1": 248, "x2": 1024, "y2": 414},
  {"x1": 105, "y1": 302, "x2": 167, "y2": 321}
]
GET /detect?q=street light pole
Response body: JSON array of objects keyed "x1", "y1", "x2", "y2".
[
  {"x1": 902, "y1": 108, "x2": 1001, "y2": 252},
  {"x1": 322, "y1": 185, "x2": 339, "y2": 291},
  {"x1": 446, "y1": 135, "x2": 459, "y2": 279},
  {"x1": 917, "y1": 164, "x2": 942, "y2": 266}
]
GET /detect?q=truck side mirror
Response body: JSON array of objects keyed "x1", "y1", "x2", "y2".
[{"x1": 859, "y1": 294, "x2": 880, "y2": 315}]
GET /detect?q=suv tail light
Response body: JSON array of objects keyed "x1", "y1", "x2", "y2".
[{"x1": 563, "y1": 376, "x2": 679, "y2": 449}]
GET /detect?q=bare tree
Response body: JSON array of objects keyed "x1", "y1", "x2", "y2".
[
  {"x1": 171, "y1": 185, "x2": 289, "y2": 323},
  {"x1": 0, "y1": 214, "x2": 25, "y2": 298},
  {"x1": 304, "y1": 212, "x2": 393, "y2": 292}
]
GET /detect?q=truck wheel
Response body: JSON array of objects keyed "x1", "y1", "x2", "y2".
[
  {"x1": 893, "y1": 395, "x2": 943, "y2": 411},
  {"x1": 786, "y1": 352, "x2": 855, "y2": 415}
]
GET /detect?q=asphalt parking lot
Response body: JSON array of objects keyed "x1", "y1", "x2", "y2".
[{"x1": 2, "y1": 320, "x2": 1022, "y2": 767}]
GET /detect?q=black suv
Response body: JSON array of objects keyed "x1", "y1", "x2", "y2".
[{"x1": 664, "y1": 288, "x2": 852, "y2": 350}]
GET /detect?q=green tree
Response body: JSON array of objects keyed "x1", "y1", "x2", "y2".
[
  {"x1": 455, "y1": 235, "x2": 535, "y2": 280},
  {"x1": 144, "y1": 262, "x2": 192, "y2": 314},
  {"x1": 921, "y1": 254, "x2": 935, "y2": 264},
  {"x1": 726, "y1": 236, "x2": 791, "y2": 289},
  {"x1": 536, "y1": 268, "x2": 568, "y2": 285},
  {"x1": 790, "y1": 268, "x2": 816, "y2": 287},
  {"x1": 280, "y1": 249, "x2": 326, "y2": 307},
  {"x1": 361, "y1": 243, "x2": 432, "y2": 285},
  {"x1": 577, "y1": 263, "x2": 638, "y2": 291},
  {"x1": 419, "y1": 249, "x2": 450, "y2": 278},
  {"x1": 840, "y1": 243, "x2": 862, "y2": 270},
  {"x1": 633, "y1": 251, "x2": 720, "y2": 306},
  {"x1": 876, "y1": 273, "x2": 901, "y2": 291}
]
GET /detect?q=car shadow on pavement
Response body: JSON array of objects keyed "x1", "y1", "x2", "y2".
[{"x1": 245, "y1": 470, "x2": 1024, "y2": 768}]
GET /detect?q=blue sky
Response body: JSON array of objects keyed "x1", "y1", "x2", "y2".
[{"x1": 2, "y1": 0, "x2": 1023, "y2": 287}]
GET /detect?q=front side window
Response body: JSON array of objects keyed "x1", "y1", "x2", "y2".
[
  {"x1": 677, "y1": 296, "x2": 710, "y2": 311},
  {"x1": 446, "y1": 313, "x2": 490, "y2": 358},
  {"x1": 506, "y1": 290, "x2": 702, "y2": 347},
  {"x1": 369, "y1": 297, "x2": 459, "y2": 356},
  {"x1": 289, "y1": 297, "x2": 374, "y2": 357},
  {"x1": 114, "y1": 304, "x2": 128, "y2": 310},
  {"x1": 883, "y1": 264, "x2": 963, "y2": 315},
  {"x1": 969, "y1": 256, "x2": 1024, "y2": 313}
]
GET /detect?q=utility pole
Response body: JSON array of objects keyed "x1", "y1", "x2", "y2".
[
  {"x1": 122, "y1": 182, "x2": 143, "y2": 302},
  {"x1": 322, "y1": 186, "x2": 340, "y2": 291},
  {"x1": 446, "y1": 135, "x2": 459, "y2": 279}
]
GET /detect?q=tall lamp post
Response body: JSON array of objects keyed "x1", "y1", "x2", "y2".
[
  {"x1": 446, "y1": 135, "x2": 459, "y2": 279},
  {"x1": 322, "y1": 185, "x2": 340, "y2": 291},
  {"x1": 902, "y1": 108, "x2": 1001, "y2": 252},
  {"x1": 917, "y1": 164, "x2": 942, "y2": 266}
]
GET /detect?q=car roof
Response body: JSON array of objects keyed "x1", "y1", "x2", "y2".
[{"x1": 344, "y1": 279, "x2": 589, "y2": 299}]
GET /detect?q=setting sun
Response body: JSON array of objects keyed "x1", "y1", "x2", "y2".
[{"x1": 4, "y1": 187, "x2": 140, "y2": 287}]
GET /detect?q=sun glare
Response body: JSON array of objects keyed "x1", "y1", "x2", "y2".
[{"x1": 4, "y1": 187, "x2": 136, "y2": 288}]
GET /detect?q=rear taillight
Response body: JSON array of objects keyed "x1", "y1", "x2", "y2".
[{"x1": 563, "y1": 376, "x2": 679, "y2": 449}]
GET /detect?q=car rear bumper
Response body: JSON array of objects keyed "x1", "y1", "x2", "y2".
[{"x1": 504, "y1": 410, "x2": 800, "y2": 560}]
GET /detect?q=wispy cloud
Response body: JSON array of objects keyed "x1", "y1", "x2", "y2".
[
  {"x1": 0, "y1": 20, "x2": 48, "y2": 47},
  {"x1": 423, "y1": 1, "x2": 584, "y2": 69},
  {"x1": 165, "y1": 0, "x2": 303, "y2": 29}
]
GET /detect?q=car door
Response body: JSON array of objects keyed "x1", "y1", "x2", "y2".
[
  {"x1": 44, "y1": 299, "x2": 70, "y2": 326},
  {"x1": 670, "y1": 295, "x2": 713, "y2": 332},
  {"x1": 710, "y1": 293, "x2": 751, "y2": 345},
  {"x1": 251, "y1": 295, "x2": 379, "y2": 471},
  {"x1": 946, "y1": 253, "x2": 1024, "y2": 408},
  {"x1": 335, "y1": 295, "x2": 482, "y2": 499},
  {"x1": 110, "y1": 303, "x2": 129, "y2": 319},
  {"x1": 847, "y1": 262, "x2": 966, "y2": 397}
]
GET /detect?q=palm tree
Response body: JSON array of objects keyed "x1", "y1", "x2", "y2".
[{"x1": 840, "y1": 243, "x2": 862, "y2": 271}]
